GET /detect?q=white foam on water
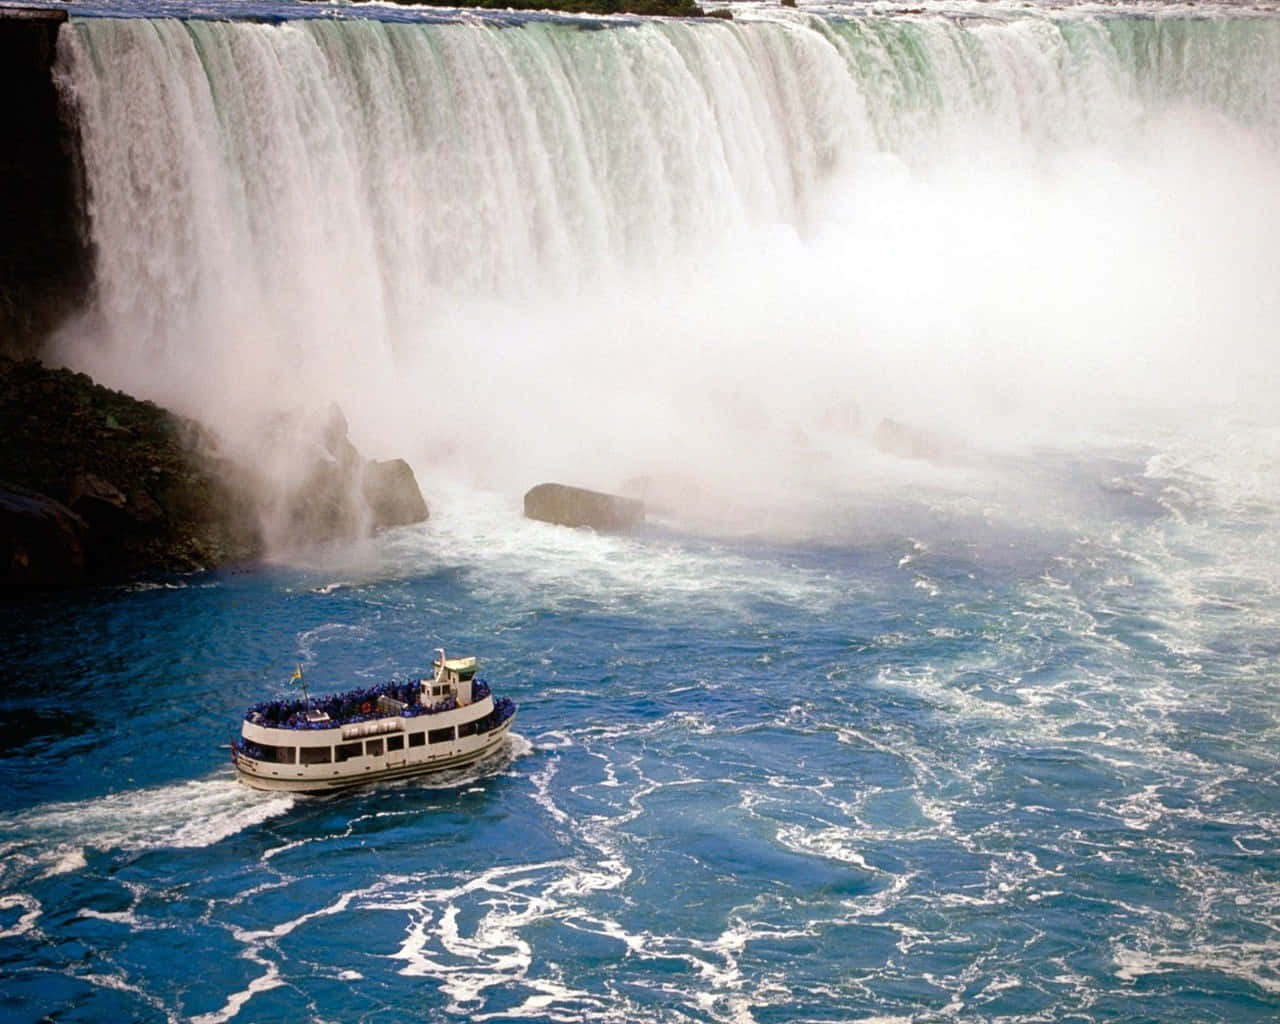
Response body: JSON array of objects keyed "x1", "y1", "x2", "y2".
[
  {"x1": 1113, "y1": 942, "x2": 1280, "y2": 995},
  {"x1": 388, "y1": 861, "x2": 578, "y2": 1011},
  {"x1": 0, "y1": 893, "x2": 42, "y2": 939},
  {"x1": 0, "y1": 777, "x2": 295, "y2": 880},
  {"x1": 775, "y1": 824, "x2": 879, "y2": 872},
  {"x1": 374, "y1": 480, "x2": 842, "y2": 624},
  {"x1": 187, "y1": 960, "x2": 285, "y2": 1024}
]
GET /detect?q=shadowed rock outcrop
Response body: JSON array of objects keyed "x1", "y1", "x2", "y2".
[
  {"x1": 0, "y1": 359, "x2": 429, "y2": 588},
  {"x1": 524, "y1": 482, "x2": 644, "y2": 531},
  {"x1": 364, "y1": 459, "x2": 430, "y2": 529},
  {"x1": 0, "y1": 358, "x2": 264, "y2": 586},
  {"x1": 0, "y1": 9, "x2": 91, "y2": 360},
  {"x1": 0, "y1": 483, "x2": 88, "y2": 587}
]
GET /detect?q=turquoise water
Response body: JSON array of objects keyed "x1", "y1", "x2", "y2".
[
  {"x1": 4, "y1": 444, "x2": 1280, "y2": 1021},
  {"x1": 6, "y1": 3, "x2": 1280, "y2": 1020}
]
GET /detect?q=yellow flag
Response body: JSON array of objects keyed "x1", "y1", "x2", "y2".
[{"x1": 291, "y1": 664, "x2": 303, "y2": 683}]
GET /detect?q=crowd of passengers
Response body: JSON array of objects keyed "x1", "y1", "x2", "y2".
[{"x1": 245, "y1": 679, "x2": 493, "y2": 729}]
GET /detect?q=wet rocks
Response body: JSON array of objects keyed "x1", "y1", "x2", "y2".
[
  {"x1": 0, "y1": 483, "x2": 87, "y2": 586},
  {"x1": 524, "y1": 482, "x2": 644, "y2": 531},
  {"x1": 0, "y1": 359, "x2": 429, "y2": 588},
  {"x1": 363, "y1": 458, "x2": 430, "y2": 529}
]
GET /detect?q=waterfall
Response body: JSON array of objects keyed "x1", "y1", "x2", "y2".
[{"x1": 52, "y1": 7, "x2": 1280, "y2": 502}]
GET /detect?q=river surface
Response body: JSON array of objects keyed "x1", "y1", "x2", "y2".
[
  {"x1": 5, "y1": 445, "x2": 1280, "y2": 1021},
  {"x1": 4, "y1": 1, "x2": 1280, "y2": 1021}
]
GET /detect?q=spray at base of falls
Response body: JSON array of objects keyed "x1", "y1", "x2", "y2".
[{"x1": 51, "y1": 6, "x2": 1280, "y2": 535}]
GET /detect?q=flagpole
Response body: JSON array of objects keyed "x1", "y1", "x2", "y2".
[{"x1": 293, "y1": 664, "x2": 311, "y2": 713}]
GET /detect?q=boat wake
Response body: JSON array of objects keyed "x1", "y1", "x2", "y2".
[{"x1": 0, "y1": 776, "x2": 295, "y2": 886}]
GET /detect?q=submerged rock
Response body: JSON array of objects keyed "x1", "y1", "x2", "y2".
[{"x1": 524, "y1": 482, "x2": 644, "y2": 531}]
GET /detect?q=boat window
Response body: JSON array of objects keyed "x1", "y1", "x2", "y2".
[
  {"x1": 335, "y1": 741, "x2": 362, "y2": 762},
  {"x1": 300, "y1": 745, "x2": 332, "y2": 765},
  {"x1": 387, "y1": 735, "x2": 404, "y2": 752},
  {"x1": 408, "y1": 732, "x2": 426, "y2": 748},
  {"x1": 428, "y1": 726, "x2": 455, "y2": 744},
  {"x1": 366, "y1": 738, "x2": 384, "y2": 757},
  {"x1": 458, "y1": 718, "x2": 479, "y2": 738},
  {"x1": 254, "y1": 743, "x2": 296, "y2": 764}
]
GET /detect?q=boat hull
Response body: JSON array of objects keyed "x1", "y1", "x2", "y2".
[{"x1": 233, "y1": 713, "x2": 516, "y2": 793}]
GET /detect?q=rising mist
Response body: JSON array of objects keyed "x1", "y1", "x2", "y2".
[{"x1": 50, "y1": 7, "x2": 1280, "y2": 536}]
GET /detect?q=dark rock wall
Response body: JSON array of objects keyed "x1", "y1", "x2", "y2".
[
  {"x1": 0, "y1": 9, "x2": 91, "y2": 360},
  {"x1": 0, "y1": 358, "x2": 432, "y2": 588},
  {"x1": 0, "y1": 358, "x2": 264, "y2": 587}
]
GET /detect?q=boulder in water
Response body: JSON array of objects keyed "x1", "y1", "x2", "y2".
[
  {"x1": 363, "y1": 458, "x2": 429, "y2": 529},
  {"x1": 264, "y1": 403, "x2": 429, "y2": 546},
  {"x1": 524, "y1": 483, "x2": 644, "y2": 531}
]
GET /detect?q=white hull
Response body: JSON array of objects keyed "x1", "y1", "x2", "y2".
[
  {"x1": 234, "y1": 710, "x2": 516, "y2": 793},
  {"x1": 234, "y1": 653, "x2": 517, "y2": 794}
]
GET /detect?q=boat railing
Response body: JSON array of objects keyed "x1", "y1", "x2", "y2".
[{"x1": 245, "y1": 678, "x2": 494, "y2": 730}]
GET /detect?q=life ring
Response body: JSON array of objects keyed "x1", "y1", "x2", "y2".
[{"x1": 361, "y1": 701, "x2": 372, "y2": 715}]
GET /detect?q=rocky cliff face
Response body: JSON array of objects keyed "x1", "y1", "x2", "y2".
[
  {"x1": 0, "y1": 10, "x2": 90, "y2": 361},
  {"x1": 0, "y1": 359, "x2": 428, "y2": 588}
]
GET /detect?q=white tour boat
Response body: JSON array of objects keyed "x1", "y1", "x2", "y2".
[{"x1": 231, "y1": 649, "x2": 516, "y2": 792}]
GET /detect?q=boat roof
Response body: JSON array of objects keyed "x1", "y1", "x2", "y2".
[{"x1": 439, "y1": 656, "x2": 477, "y2": 671}]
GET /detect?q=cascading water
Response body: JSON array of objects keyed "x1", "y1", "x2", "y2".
[{"x1": 51, "y1": 6, "x2": 1280, "y2": 516}]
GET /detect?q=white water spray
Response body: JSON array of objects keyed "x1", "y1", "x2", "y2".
[{"x1": 51, "y1": 7, "x2": 1280, "y2": 528}]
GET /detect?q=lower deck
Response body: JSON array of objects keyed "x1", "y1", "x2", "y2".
[{"x1": 234, "y1": 713, "x2": 515, "y2": 792}]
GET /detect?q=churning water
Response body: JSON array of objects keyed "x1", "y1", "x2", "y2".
[{"x1": 3, "y1": 2, "x2": 1280, "y2": 1021}]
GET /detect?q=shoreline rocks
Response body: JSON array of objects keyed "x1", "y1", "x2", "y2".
[{"x1": 0, "y1": 358, "x2": 429, "y2": 589}]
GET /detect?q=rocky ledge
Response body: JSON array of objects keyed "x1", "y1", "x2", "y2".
[{"x1": 0, "y1": 359, "x2": 428, "y2": 589}]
